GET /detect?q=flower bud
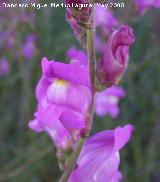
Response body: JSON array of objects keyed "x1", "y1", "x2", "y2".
[
  {"x1": 65, "y1": 0, "x2": 91, "y2": 24},
  {"x1": 97, "y1": 25, "x2": 135, "y2": 87},
  {"x1": 66, "y1": 10, "x2": 88, "y2": 48},
  {"x1": 66, "y1": 11, "x2": 82, "y2": 41}
]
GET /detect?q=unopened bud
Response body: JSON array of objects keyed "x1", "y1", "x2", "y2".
[{"x1": 97, "y1": 25, "x2": 135, "y2": 87}]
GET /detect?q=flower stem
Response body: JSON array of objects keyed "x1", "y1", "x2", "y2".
[
  {"x1": 58, "y1": 136, "x2": 87, "y2": 182},
  {"x1": 87, "y1": 1, "x2": 96, "y2": 91},
  {"x1": 85, "y1": 0, "x2": 96, "y2": 134},
  {"x1": 59, "y1": 1, "x2": 95, "y2": 181}
]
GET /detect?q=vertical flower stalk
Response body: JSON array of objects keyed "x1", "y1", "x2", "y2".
[
  {"x1": 84, "y1": 0, "x2": 96, "y2": 135},
  {"x1": 59, "y1": 1, "x2": 95, "y2": 181}
]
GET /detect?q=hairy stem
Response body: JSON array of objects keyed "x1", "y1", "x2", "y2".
[
  {"x1": 59, "y1": 1, "x2": 95, "y2": 182},
  {"x1": 87, "y1": 4, "x2": 96, "y2": 90},
  {"x1": 59, "y1": 136, "x2": 87, "y2": 182}
]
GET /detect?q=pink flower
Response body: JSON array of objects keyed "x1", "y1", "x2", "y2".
[
  {"x1": 0, "y1": 58, "x2": 10, "y2": 76},
  {"x1": 66, "y1": 47, "x2": 126, "y2": 118},
  {"x1": 95, "y1": 86, "x2": 125, "y2": 118},
  {"x1": 66, "y1": 47, "x2": 87, "y2": 65},
  {"x1": 95, "y1": 5, "x2": 118, "y2": 35},
  {"x1": 135, "y1": 0, "x2": 160, "y2": 14},
  {"x1": 69, "y1": 125, "x2": 134, "y2": 182},
  {"x1": 94, "y1": 4, "x2": 118, "y2": 53},
  {"x1": 29, "y1": 57, "x2": 91, "y2": 153},
  {"x1": 97, "y1": 25, "x2": 135, "y2": 87},
  {"x1": 22, "y1": 34, "x2": 36, "y2": 60}
]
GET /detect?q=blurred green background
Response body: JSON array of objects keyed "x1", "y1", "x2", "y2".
[{"x1": 0, "y1": 0, "x2": 160, "y2": 181}]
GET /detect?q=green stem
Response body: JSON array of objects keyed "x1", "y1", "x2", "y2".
[
  {"x1": 59, "y1": 1, "x2": 95, "y2": 181},
  {"x1": 87, "y1": 3, "x2": 96, "y2": 90},
  {"x1": 59, "y1": 137, "x2": 87, "y2": 182}
]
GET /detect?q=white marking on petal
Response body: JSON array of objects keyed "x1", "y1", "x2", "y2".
[
  {"x1": 107, "y1": 96, "x2": 118, "y2": 104},
  {"x1": 47, "y1": 79, "x2": 68, "y2": 104}
]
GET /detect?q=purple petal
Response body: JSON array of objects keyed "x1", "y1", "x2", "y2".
[
  {"x1": 114, "y1": 124, "x2": 134, "y2": 151},
  {"x1": 94, "y1": 153, "x2": 121, "y2": 182},
  {"x1": 47, "y1": 79, "x2": 92, "y2": 113},
  {"x1": 97, "y1": 25, "x2": 135, "y2": 86},
  {"x1": 46, "y1": 119, "x2": 73, "y2": 150},
  {"x1": 41, "y1": 57, "x2": 54, "y2": 79},
  {"x1": 22, "y1": 34, "x2": 36, "y2": 60},
  {"x1": 69, "y1": 125, "x2": 134, "y2": 181},
  {"x1": 0, "y1": 58, "x2": 10, "y2": 76},
  {"x1": 105, "y1": 86, "x2": 125, "y2": 97},
  {"x1": 41, "y1": 57, "x2": 90, "y2": 87},
  {"x1": 95, "y1": 86, "x2": 125, "y2": 118},
  {"x1": 66, "y1": 47, "x2": 87, "y2": 65},
  {"x1": 60, "y1": 108, "x2": 86, "y2": 129},
  {"x1": 28, "y1": 119, "x2": 44, "y2": 133},
  {"x1": 94, "y1": 5, "x2": 118, "y2": 29},
  {"x1": 35, "y1": 77, "x2": 51, "y2": 102}
]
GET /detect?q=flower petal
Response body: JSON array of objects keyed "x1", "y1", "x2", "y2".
[
  {"x1": 47, "y1": 79, "x2": 92, "y2": 113},
  {"x1": 94, "y1": 153, "x2": 121, "y2": 182},
  {"x1": 67, "y1": 47, "x2": 87, "y2": 65},
  {"x1": 36, "y1": 77, "x2": 50, "y2": 102},
  {"x1": 28, "y1": 119, "x2": 44, "y2": 133},
  {"x1": 114, "y1": 124, "x2": 134, "y2": 151},
  {"x1": 46, "y1": 119, "x2": 73, "y2": 150},
  {"x1": 69, "y1": 125, "x2": 134, "y2": 182},
  {"x1": 41, "y1": 57, "x2": 90, "y2": 87}
]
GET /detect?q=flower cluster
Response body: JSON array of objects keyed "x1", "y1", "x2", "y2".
[
  {"x1": 67, "y1": 47, "x2": 126, "y2": 119},
  {"x1": 0, "y1": 8, "x2": 36, "y2": 76},
  {"x1": 29, "y1": 2, "x2": 135, "y2": 181}
]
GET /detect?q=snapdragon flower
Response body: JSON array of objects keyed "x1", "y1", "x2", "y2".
[
  {"x1": 29, "y1": 57, "x2": 91, "y2": 154},
  {"x1": 22, "y1": 34, "x2": 36, "y2": 60},
  {"x1": 95, "y1": 86, "x2": 125, "y2": 118},
  {"x1": 69, "y1": 125, "x2": 134, "y2": 182},
  {"x1": 0, "y1": 58, "x2": 10, "y2": 76}
]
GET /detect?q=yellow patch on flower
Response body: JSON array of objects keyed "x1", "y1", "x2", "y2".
[
  {"x1": 47, "y1": 79, "x2": 69, "y2": 103},
  {"x1": 55, "y1": 79, "x2": 68, "y2": 87}
]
